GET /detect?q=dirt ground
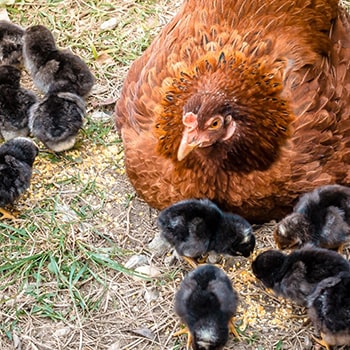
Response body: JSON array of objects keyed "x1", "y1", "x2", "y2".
[{"x1": 1, "y1": 1, "x2": 350, "y2": 350}]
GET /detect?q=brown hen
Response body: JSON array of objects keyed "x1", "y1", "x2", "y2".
[{"x1": 115, "y1": 0, "x2": 350, "y2": 223}]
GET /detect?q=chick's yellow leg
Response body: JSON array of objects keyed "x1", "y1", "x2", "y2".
[
  {"x1": 182, "y1": 256, "x2": 199, "y2": 269},
  {"x1": 311, "y1": 333, "x2": 331, "y2": 350},
  {"x1": 0, "y1": 208, "x2": 15, "y2": 220},
  {"x1": 182, "y1": 255, "x2": 222, "y2": 270},
  {"x1": 337, "y1": 244, "x2": 344, "y2": 254},
  {"x1": 197, "y1": 255, "x2": 209, "y2": 264},
  {"x1": 173, "y1": 326, "x2": 192, "y2": 350},
  {"x1": 228, "y1": 318, "x2": 240, "y2": 339}
]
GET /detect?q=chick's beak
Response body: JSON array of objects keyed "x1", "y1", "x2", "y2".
[{"x1": 177, "y1": 127, "x2": 201, "y2": 161}]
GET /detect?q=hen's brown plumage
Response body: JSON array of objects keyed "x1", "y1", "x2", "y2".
[{"x1": 115, "y1": 0, "x2": 350, "y2": 222}]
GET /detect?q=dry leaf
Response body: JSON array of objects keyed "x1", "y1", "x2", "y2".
[
  {"x1": 130, "y1": 328, "x2": 155, "y2": 340},
  {"x1": 96, "y1": 52, "x2": 114, "y2": 65}
]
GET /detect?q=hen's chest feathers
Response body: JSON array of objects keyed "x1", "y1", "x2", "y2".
[{"x1": 116, "y1": 0, "x2": 350, "y2": 223}]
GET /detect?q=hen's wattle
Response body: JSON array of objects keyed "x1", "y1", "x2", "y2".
[{"x1": 115, "y1": 0, "x2": 350, "y2": 222}]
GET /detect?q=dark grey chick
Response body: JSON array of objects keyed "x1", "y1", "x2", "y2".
[
  {"x1": 157, "y1": 198, "x2": 255, "y2": 266},
  {"x1": 23, "y1": 25, "x2": 94, "y2": 96},
  {"x1": 274, "y1": 184, "x2": 350, "y2": 251},
  {"x1": 306, "y1": 271, "x2": 350, "y2": 350},
  {"x1": 29, "y1": 91, "x2": 85, "y2": 152},
  {"x1": 174, "y1": 264, "x2": 239, "y2": 350},
  {"x1": 0, "y1": 65, "x2": 37, "y2": 140},
  {"x1": 0, "y1": 20, "x2": 24, "y2": 66},
  {"x1": 0, "y1": 137, "x2": 38, "y2": 219},
  {"x1": 251, "y1": 245, "x2": 350, "y2": 306}
]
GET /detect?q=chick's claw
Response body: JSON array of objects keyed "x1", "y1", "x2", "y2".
[
  {"x1": 173, "y1": 326, "x2": 192, "y2": 350},
  {"x1": 0, "y1": 208, "x2": 16, "y2": 220},
  {"x1": 182, "y1": 256, "x2": 199, "y2": 269},
  {"x1": 228, "y1": 318, "x2": 240, "y2": 339},
  {"x1": 311, "y1": 333, "x2": 331, "y2": 350},
  {"x1": 182, "y1": 255, "x2": 222, "y2": 270}
]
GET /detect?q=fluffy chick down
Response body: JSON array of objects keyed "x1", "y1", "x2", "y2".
[
  {"x1": 251, "y1": 245, "x2": 350, "y2": 306},
  {"x1": 306, "y1": 271, "x2": 350, "y2": 348},
  {"x1": 175, "y1": 264, "x2": 238, "y2": 350},
  {"x1": 274, "y1": 184, "x2": 350, "y2": 251},
  {"x1": 0, "y1": 20, "x2": 24, "y2": 66},
  {"x1": 0, "y1": 137, "x2": 38, "y2": 210},
  {"x1": 0, "y1": 65, "x2": 37, "y2": 141},
  {"x1": 29, "y1": 91, "x2": 85, "y2": 152},
  {"x1": 23, "y1": 24, "x2": 94, "y2": 97},
  {"x1": 157, "y1": 198, "x2": 255, "y2": 259}
]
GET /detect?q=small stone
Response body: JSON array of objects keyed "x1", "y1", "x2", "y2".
[
  {"x1": 148, "y1": 233, "x2": 171, "y2": 254},
  {"x1": 90, "y1": 110, "x2": 111, "y2": 122},
  {"x1": 134, "y1": 265, "x2": 161, "y2": 280},
  {"x1": 100, "y1": 18, "x2": 118, "y2": 30},
  {"x1": 55, "y1": 204, "x2": 78, "y2": 222},
  {"x1": 107, "y1": 341, "x2": 120, "y2": 350},
  {"x1": 144, "y1": 287, "x2": 159, "y2": 303},
  {"x1": 53, "y1": 327, "x2": 70, "y2": 337},
  {"x1": 164, "y1": 251, "x2": 178, "y2": 266},
  {"x1": 207, "y1": 252, "x2": 220, "y2": 264},
  {"x1": 131, "y1": 328, "x2": 155, "y2": 340},
  {"x1": 124, "y1": 254, "x2": 149, "y2": 269},
  {"x1": 13, "y1": 332, "x2": 21, "y2": 350},
  {"x1": 0, "y1": 8, "x2": 11, "y2": 21}
]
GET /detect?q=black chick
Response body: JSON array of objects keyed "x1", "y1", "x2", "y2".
[
  {"x1": 23, "y1": 25, "x2": 94, "y2": 97},
  {"x1": 29, "y1": 91, "x2": 85, "y2": 152},
  {"x1": 274, "y1": 184, "x2": 350, "y2": 251},
  {"x1": 306, "y1": 271, "x2": 350, "y2": 350},
  {"x1": 251, "y1": 246, "x2": 350, "y2": 306},
  {"x1": 0, "y1": 65, "x2": 37, "y2": 141},
  {"x1": 157, "y1": 198, "x2": 255, "y2": 266},
  {"x1": 0, "y1": 20, "x2": 24, "y2": 66},
  {"x1": 0, "y1": 137, "x2": 38, "y2": 219},
  {"x1": 174, "y1": 264, "x2": 239, "y2": 350}
]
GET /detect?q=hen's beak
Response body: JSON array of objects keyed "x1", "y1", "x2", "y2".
[{"x1": 177, "y1": 127, "x2": 201, "y2": 161}]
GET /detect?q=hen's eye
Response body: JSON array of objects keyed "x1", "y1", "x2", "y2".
[{"x1": 209, "y1": 119, "x2": 222, "y2": 130}]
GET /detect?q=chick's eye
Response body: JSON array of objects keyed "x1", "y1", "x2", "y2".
[{"x1": 209, "y1": 119, "x2": 222, "y2": 130}]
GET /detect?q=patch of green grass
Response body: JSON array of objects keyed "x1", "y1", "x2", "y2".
[
  {"x1": 0, "y1": 151, "x2": 151, "y2": 341},
  {"x1": 274, "y1": 339, "x2": 283, "y2": 350},
  {"x1": 36, "y1": 146, "x2": 86, "y2": 166},
  {"x1": 83, "y1": 115, "x2": 120, "y2": 146},
  {"x1": 0, "y1": 217, "x2": 150, "y2": 339},
  {"x1": 8, "y1": 0, "x2": 167, "y2": 70}
]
